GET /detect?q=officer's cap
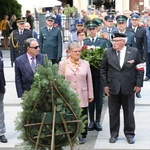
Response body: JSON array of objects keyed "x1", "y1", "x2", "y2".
[
  {"x1": 104, "y1": 15, "x2": 115, "y2": 21},
  {"x1": 16, "y1": 17, "x2": 26, "y2": 23},
  {"x1": 85, "y1": 20, "x2": 99, "y2": 29},
  {"x1": 107, "y1": 9, "x2": 116, "y2": 15},
  {"x1": 116, "y1": 15, "x2": 128, "y2": 23},
  {"x1": 111, "y1": 32, "x2": 127, "y2": 39},
  {"x1": 131, "y1": 13, "x2": 140, "y2": 19},
  {"x1": 45, "y1": 13, "x2": 56, "y2": 20},
  {"x1": 75, "y1": 18, "x2": 85, "y2": 25},
  {"x1": 92, "y1": 18, "x2": 103, "y2": 25}
]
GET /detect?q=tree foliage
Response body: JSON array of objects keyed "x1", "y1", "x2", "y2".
[{"x1": 0, "y1": 0, "x2": 22, "y2": 20}]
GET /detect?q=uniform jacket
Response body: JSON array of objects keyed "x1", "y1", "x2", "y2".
[
  {"x1": 15, "y1": 53, "x2": 45, "y2": 98},
  {"x1": 145, "y1": 26, "x2": 150, "y2": 53},
  {"x1": 39, "y1": 26, "x2": 62, "y2": 60},
  {"x1": 10, "y1": 29, "x2": 32, "y2": 61},
  {"x1": 59, "y1": 58, "x2": 93, "y2": 107},
  {"x1": 0, "y1": 51, "x2": 5, "y2": 94},
  {"x1": 100, "y1": 46, "x2": 144, "y2": 95},
  {"x1": 127, "y1": 26, "x2": 148, "y2": 58}
]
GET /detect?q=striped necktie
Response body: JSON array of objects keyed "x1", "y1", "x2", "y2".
[{"x1": 31, "y1": 57, "x2": 36, "y2": 72}]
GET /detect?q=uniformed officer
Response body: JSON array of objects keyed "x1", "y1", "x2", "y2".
[
  {"x1": 68, "y1": 18, "x2": 85, "y2": 45},
  {"x1": 127, "y1": 13, "x2": 147, "y2": 98},
  {"x1": 101, "y1": 15, "x2": 118, "y2": 40},
  {"x1": 114, "y1": 15, "x2": 137, "y2": 47},
  {"x1": 84, "y1": 20, "x2": 107, "y2": 131},
  {"x1": 10, "y1": 18, "x2": 33, "y2": 66},
  {"x1": 39, "y1": 13, "x2": 62, "y2": 64}
]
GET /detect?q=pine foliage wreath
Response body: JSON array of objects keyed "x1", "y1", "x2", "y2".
[{"x1": 15, "y1": 55, "x2": 86, "y2": 150}]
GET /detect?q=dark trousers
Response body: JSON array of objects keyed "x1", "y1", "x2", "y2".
[
  {"x1": 146, "y1": 53, "x2": 150, "y2": 78},
  {"x1": 108, "y1": 91, "x2": 135, "y2": 138},
  {"x1": 81, "y1": 107, "x2": 88, "y2": 138},
  {"x1": 89, "y1": 75, "x2": 103, "y2": 122}
]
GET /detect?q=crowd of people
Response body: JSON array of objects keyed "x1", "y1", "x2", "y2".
[{"x1": 0, "y1": 4, "x2": 149, "y2": 147}]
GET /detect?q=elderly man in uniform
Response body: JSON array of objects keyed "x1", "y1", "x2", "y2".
[
  {"x1": 101, "y1": 32, "x2": 144, "y2": 144},
  {"x1": 114, "y1": 15, "x2": 136, "y2": 47},
  {"x1": 68, "y1": 18, "x2": 85, "y2": 45},
  {"x1": 84, "y1": 20, "x2": 107, "y2": 131},
  {"x1": 10, "y1": 18, "x2": 33, "y2": 67},
  {"x1": 39, "y1": 13, "x2": 62, "y2": 64}
]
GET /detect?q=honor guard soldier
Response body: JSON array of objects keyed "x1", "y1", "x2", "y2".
[
  {"x1": 114, "y1": 15, "x2": 137, "y2": 47},
  {"x1": 39, "y1": 13, "x2": 62, "y2": 64},
  {"x1": 84, "y1": 20, "x2": 107, "y2": 131},
  {"x1": 68, "y1": 18, "x2": 85, "y2": 45},
  {"x1": 10, "y1": 18, "x2": 33, "y2": 67},
  {"x1": 127, "y1": 13, "x2": 147, "y2": 98}
]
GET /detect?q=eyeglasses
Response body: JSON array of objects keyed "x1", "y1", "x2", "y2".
[
  {"x1": 30, "y1": 45, "x2": 40, "y2": 49},
  {"x1": 111, "y1": 39, "x2": 124, "y2": 42},
  {"x1": 72, "y1": 50, "x2": 81, "y2": 53},
  {"x1": 47, "y1": 20, "x2": 54, "y2": 22}
]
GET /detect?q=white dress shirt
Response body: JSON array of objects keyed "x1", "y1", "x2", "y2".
[{"x1": 117, "y1": 46, "x2": 126, "y2": 68}]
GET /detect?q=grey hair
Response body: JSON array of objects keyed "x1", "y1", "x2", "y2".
[
  {"x1": 68, "y1": 42, "x2": 82, "y2": 51},
  {"x1": 24, "y1": 38, "x2": 37, "y2": 49}
]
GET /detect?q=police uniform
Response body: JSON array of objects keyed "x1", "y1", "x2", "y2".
[
  {"x1": 115, "y1": 15, "x2": 137, "y2": 48},
  {"x1": 68, "y1": 19, "x2": 85, "y2": 45},
  {"x1": 84, "y1": 20, "x2": 107, "y2": 131},
  {"x1": 10, "y1": 18, "x2": 33, "y2": 65},
  {"x1": 101, "y1": 15, "x2": 118, "y2": 40},
  {"x1": 39, "y1": 13, "x2": 62, "y2": 64}
]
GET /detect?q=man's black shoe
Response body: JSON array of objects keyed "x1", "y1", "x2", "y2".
[
  {"x1": 79, "y1": 137, "x2": 86, "y2": 144},
  {"x1": 127, "y1": 137, "x2": 135, "y2": 144},
  {"x1": 109, "y1": 137, "x2": 118, "y2": 143},
  {"x1": 88, "y1": 122, "x2": 95, "y2": 131},
  {"x1": 0, "y1": 135, "x2": 8, "y2": 143},
  {"x1": 95, "y1": 122, "x2": 102, "y2": 131},
  {"x1": 144, "y1": 77, "x2": 150, "y2": 81},
  {"x1": 136, "y1": 92, "x2": 142, "y2": 98}
]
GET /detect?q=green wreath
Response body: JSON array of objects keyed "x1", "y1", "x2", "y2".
[{"x1": 15, "y1": 55, "x2": 86, "y2": 150}]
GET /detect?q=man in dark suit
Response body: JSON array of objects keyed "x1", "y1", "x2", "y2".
[
  {"x1": 10, "y1": 17, "x2": 33, "y2": 67},
  {"x1": 0, "y1": 50, "x2": 7, "y2": 143},
  {"x1": 127, "y1": 13, "x2": 147, "y2": 98},
  {"x1": 100, "y1": 33, "x2": 144, "y2": 144},
  {"x1": 15, "y1": 38, "x2": 45, "y2": 98},
  {"x1": 84, "y1": 20, "x2": 107, "y2": 131},
  {"x1": 39, "y1": 13, "x2": 62, "y2": 64}
]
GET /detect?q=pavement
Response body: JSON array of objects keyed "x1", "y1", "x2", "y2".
[{"x1": 0, "y1": 46, "x2": 150, "y2": 150}]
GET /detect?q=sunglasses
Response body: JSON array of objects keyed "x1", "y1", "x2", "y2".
[{"x1": 30, "y1": 45, "x2": 40, "y2": 49}]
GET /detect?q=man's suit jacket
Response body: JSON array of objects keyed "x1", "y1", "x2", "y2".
[
  {"x1": 127, "y1": 26, "x2": 147, "y2": 59},
  {"x1": 59, "y1": 58, "x2": 93, "y2": 108},
  {"x1": 100, "y1": 46, "x2": 144, "y2": 95},
  {"x1": 39, "y1": 26, "x2": 62, "y2": 60},
  {"x1": 0, "y1": 51, "x2": 5, "y2": 94},
  {"x1": 10, "y1": 29, "x2": 32, "y2": 61},
  {"x1": 15, "y1": 53, "x2": 45, "y2": 98}
]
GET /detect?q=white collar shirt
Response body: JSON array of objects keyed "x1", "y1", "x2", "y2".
[{"x1": 117, "y1": 46, "x2": 126, "y2": 68}]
